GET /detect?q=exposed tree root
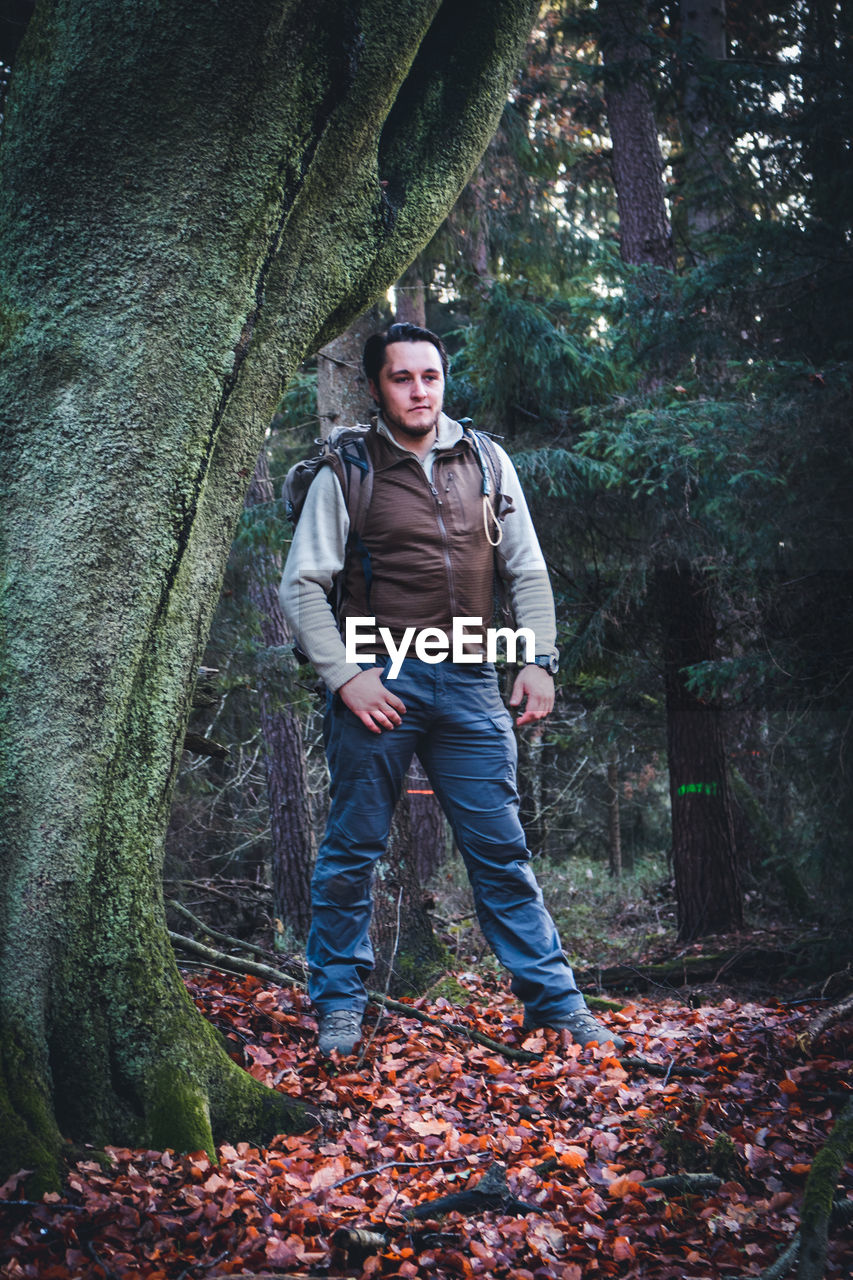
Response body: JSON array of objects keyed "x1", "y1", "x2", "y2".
[{"x1": 796, "y1": 1096, "x2": 853, "y2": 1280}]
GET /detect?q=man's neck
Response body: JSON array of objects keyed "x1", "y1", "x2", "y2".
[{"x1": 378, "y1": 416, "x2": 440, "y2": 460}]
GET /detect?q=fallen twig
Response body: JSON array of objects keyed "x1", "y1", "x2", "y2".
[
  {"x1": 170, "y1": 923, "x2": 688, "y2": 1073},
  {"x1": 803, "y1": 993, "x2": 853, "y2": 1052},
  {"x1": 167, "y1": 900, "x2": 306, "y2": 979},
  {"x1": 643, "y1": 1172, "x2": 721, "y2": 1193},
  {"x1": 284, "y1": 1156, "x2": 470, "y2": 1215},
  {"x1": 620, "y1": 1055, "x2": 710, "y2": 1079},
  {"x1": 402, "y1": 1161, "x2": 541, "y2": 1220}
]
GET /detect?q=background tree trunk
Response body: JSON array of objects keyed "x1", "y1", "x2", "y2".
[
  {"x1": 680, "y1": 0, "x2": 732, "y2": 248},
  {"x1": 608, "y1": 750, "x2": 623, "y2": 879},
  {"x1": 801, "y1": 0, "x2": 852, "y2": 242},
  {"x1": 395, "y1": 259, "x2": 428, "y2": 326},
  {"x1": 244, "y1": 452, "x2": 315, "y2": 941},
  {"x1": 657, "y1": 563, "x2": 742, "y2": 939},
  {"x1": 0, "y1": 0, "x2": 539, "y2": 1188},
  {"x1": 371, "y1": 758, "x2": 448, "y2": 997},
  {"x1": 317, "y1": 304, "x2": 385, "y2": 436},
  {"x1": 599, "y1": 0, "x2": 675, "y2": 268}
]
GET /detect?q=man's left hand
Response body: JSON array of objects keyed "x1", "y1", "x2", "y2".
[{"x1": 509, "y1": 664, "x2": 554, "y2": 726}]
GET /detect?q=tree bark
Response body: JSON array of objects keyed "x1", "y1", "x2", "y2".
[
  {"x1": 0, "y1": 0, "x2": 539, "y2": 1188},
  {"x1": 608, "y1": 750, "x2": 623, "y2": 879},
  {"x1": 796, "y1": 1094, "x2": 853, "y2": 1280},
  {"x1": 801, "y1": 0, "x2": 851, "y2": 241},
  {"x1": 371, "y1": 757, "x2": 448, "y2": 996},
  {"x1": 598, "y1": 0, "x2": 675, "y2": 268},
  {"x1": 244, "y1": 452, "x2": 315, "y2": 940},
  {"x1": 657, "y1": 563, "x2": 742, "y2": 939},
  {"x1": 395, "y1": 259, "x2": 427, "y2": 326},
  {"x1": 680, "y1": 0, "x2": 732, "y2": 248},
  {"x1": 317, "y1": 304, "x2": 385, "y2": 436}
]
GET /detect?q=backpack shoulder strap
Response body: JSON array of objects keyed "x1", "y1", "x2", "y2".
[
  {"x1": 329, "y1": 425, "x2": 374, "y2": 537},
  {"x1": 461, "y1": 419, "x2": 502, "y2": 499},
  {"x1": 460, "y1": 419, "x2": 512, "y2": 547}
]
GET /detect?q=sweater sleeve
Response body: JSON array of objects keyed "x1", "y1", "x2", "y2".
[
  {"x1": 279, "y1": 465, "x2": 365, "y2": 692},
  {"x1": 492, "y1": 446, "x2": 558, "y2": 660}
]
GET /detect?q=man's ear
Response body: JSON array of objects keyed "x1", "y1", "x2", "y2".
[{"x1": 367, "y1": 380, "x2": 379, "y2": 404}]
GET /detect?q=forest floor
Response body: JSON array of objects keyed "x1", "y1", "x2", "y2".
[{"x1": 1, "y1": 949, "x2": 851, "y2": 1280}]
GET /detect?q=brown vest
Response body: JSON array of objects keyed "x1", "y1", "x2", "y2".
[{"x1": 338, "y1": 426, "x2": 496, "y2": 646}]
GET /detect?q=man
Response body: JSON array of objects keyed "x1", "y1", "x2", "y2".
[{"x1": 281, "y1": 322, "x2": 624, "y2": 1057}]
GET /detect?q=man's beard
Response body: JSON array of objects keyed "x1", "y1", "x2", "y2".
[{"x1": 376, "y1": 395, "x2": 442, "y2": 440}]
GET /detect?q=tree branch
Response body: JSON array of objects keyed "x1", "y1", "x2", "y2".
[{"x1": 803, "y1": 993, "x2": 853, "y2": 1051}]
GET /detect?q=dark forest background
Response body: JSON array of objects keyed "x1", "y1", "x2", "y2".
[{"x1": 166, "y1": 0, "x2": 853, "y2": 992}]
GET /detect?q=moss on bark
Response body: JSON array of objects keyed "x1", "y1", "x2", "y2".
[
  {"x1": 0, "y1": 1039, "x2": 63, "y2": 1198},
  {"x1": 0, "y1": 0, "x2": 539, "y2": 1189}
]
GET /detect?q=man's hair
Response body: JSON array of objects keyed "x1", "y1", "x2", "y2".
[{"x1": 362, "y1": 322, "x2": 449, "y2": 386}]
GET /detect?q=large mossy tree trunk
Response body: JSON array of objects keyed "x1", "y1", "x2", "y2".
[{"x1": 0, "y1": 0, "x2": 539, "y2": 1189}]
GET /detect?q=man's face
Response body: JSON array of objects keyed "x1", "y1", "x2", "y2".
[{"x1": 369, "y1": 340, "x2": 445, "y2": 444}]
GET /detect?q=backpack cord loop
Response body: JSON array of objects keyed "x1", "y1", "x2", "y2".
[{"x1": 483, "y1": 494, "x2": 503, "y2": 547}]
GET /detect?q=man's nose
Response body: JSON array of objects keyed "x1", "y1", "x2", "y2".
[{"x1": 411, "y1": 377, "x2": 429, "y2": 397}]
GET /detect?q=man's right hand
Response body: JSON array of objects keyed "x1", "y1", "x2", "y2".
[{"x1": 338, "y1": 668, "x2": 406, "y2": 734}]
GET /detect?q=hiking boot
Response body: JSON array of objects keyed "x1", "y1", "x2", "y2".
[
  {"x1": 317, "y1": 1008, "x2": 363, "y2": 1056},
  {"x1": 522, "y1": 1007, "x2": 625, "y2": 1052}
]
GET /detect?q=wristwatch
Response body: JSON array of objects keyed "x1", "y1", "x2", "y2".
[{"x1": 529, "y1": 653, "x2": 558, "y2": 675}]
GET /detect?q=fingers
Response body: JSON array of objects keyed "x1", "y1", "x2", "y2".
[
  {"x1": 515, "y1": 696, "x2": 552, "y2": 726},
  {"x1": 511, "y1": 667, "x2": 554, "y2": 725},
  {"x1": 339, "y1": 669, "x2": 407, "y2": 733},
  {"x1": 358, "y1": 696, "x2": 405, "y2": 733}
]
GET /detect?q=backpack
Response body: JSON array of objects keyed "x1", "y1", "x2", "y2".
[
  {"x1": 283, "y1": 424, "x2": 374, "y2": 536},
  {"x1": 282, "y1": 420, "x2": 507, "y2": 660},
  {"x1": 283, "y1": 419, "x2": 503, "y2": 536}
]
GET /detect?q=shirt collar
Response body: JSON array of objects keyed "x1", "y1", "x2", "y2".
[{"x1": 375, "y1": 411, "x2": 464, "y2": 457}]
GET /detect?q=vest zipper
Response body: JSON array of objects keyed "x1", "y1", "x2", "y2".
[{"x1": 429, "y1": 479, "x2": 459, "y2": 620}]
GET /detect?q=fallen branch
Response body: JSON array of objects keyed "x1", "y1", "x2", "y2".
[
  {"x1": 578, "y1": 936, "x2": 848, "y2": 994},
  {"x1": 169, "y1": 932, "x2": 305, "y2": 989},
  {"x1": 169, "y1": 930, "x2": 542, "y2": 1063},
  {"x1": 170, "y1": 922, "x2": 690, "y2": 1073},
  {"x1": 403, "y1": 1161, "x2": 541, "y2": 1220},
  {"x1": 168, "y1": 899, "x2": 306, "y2": 978},
  {"x1": 643, "y1": 1173, "x2": 721, "y2": 1194},
  {"x1": 803, "y1": 993, "x2": 853, "y2": 1052},
  {"x1": 332, "y1": 1227, "x2": 389, "y2": 1270}
]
